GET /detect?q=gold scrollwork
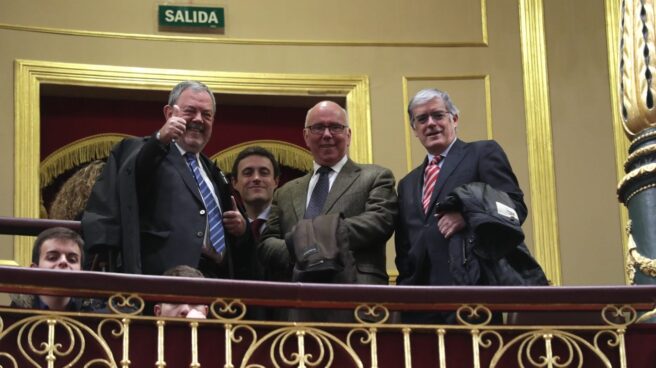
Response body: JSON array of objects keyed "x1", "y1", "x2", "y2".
[
  {"x1": 626, "y1": 231, "x2": 656, "y2": 284},
  {"x1": 489, "y1": 329, "x2": 616, "y2": 368},
  {"x1": 107, "y1": 293, "x2": 144, "y2": 315},
  {"x1": 600, "y1": 305, "x2": 637, "y2": 327},
  {"x1": 346, "y1": 327, "x2": 378, "y2": 368},
  {"x1": 97, "y1": 318, "x2": 131, "y2": 368},
  {"x1": 0, "y1": 315, "x2": 117, "y2": 367},
  {"x1": 241, "y1": 326, "x2": 363, "y2": 368},
  {"x1": 456, "y1": 304, "x2": 493, "y2": 326},
  {"x1": 478, "y1": 329, "x2": 504, "y2": 354},
  {"x1": 226, "y1": 324, "x2": 258, "y2": 368},
  {"x1": 210, "y1": 299, "x2": 247, "y2": 321},
  {"x1": 354, "y1": 304, "x2": 389, "y2": 324},
  {"x1": 0, "y1": 352, "x2": 18, "y2": 368},
  {"x1": 97, "y1": 318, "x2": 124, "y2": 342}
]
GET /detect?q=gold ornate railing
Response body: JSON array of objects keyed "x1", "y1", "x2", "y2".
[
  {"x1": 1, "y1": 217, "x2": 655, "y2": 367},
  {"x1": 1, "y1": 266, "x2": 655, "y2": 368}
]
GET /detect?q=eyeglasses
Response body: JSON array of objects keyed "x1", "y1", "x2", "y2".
[
  {"x1": 305, "y1": 124, "x2": 348, "y2": 135},
  {"x1": 413, "y1": 110, "x2": 451, "y2": 125}
]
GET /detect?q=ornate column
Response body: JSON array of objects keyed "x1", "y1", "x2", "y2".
[{"x1": 618, "y1": 0, "x2": 656, "y2": 284}]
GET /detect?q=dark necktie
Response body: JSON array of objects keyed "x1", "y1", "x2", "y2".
[
  {"x1": 422, "y1": 156, "x2": 443, "y2": 214},
  {"x1": 251, "y1": 218, "x2": 265, "y2": 242},
  {"x1": 304, "y1": 166, "x2": 332, "y2": 219},
  {"x1": 185, "y1": 153, "x2": 226, "y2": 254}
]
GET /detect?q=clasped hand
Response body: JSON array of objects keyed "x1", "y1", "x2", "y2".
[{"x1": 435, "y1": 211, "x2": 465, "y2": 239}]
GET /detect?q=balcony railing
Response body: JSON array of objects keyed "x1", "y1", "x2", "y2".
[{"x1": 1, "y1": 217, "x2": 655, "y2": 367}]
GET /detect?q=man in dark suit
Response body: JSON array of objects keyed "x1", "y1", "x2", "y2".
[
  {"x1": 231, "y1": 146, "x2": 280, "y2": 242},
  {"x1": 259, "y1": 101, "x2": 398, "y2": 286},
  {"x1": 395, "y1": 88, "x2": 527, "y2": 290},
  {"x1": 82, "y1": 81, "x2": 254, "y2": 279}
]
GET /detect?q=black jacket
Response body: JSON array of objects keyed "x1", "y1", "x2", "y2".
[
  {"x1": 438, "y1": 182, "x2": 548, "y2": 286},
  {"x1": 81, "y1": 135, "x2": 256, "y2": 278}
]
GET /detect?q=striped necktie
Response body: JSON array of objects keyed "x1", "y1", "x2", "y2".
[
  {"x1": 422, "y1": 156, "x2": 442, "y2": 214},
  {"x1": 185, "y1": 153, "x2": 226, "y2": 254}
]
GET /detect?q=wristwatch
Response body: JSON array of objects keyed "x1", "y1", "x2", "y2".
[{"x1": 156, "y1": 131, "x2": 161, "y2": 141}]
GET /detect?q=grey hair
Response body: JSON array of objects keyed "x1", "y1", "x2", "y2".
[
  {"x1": 407, "y1": 88, "x2": 459, "y2": 126},
  {"x1": 304, "y1": 101, "x2": 349, "y2": 127},
  {"x1": 168, "y1": 80, "x2": 216, "y2": 113}
]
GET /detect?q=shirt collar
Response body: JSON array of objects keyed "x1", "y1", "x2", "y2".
[
  {"x1": 175, "y1": 142, "x2": 198, "y2": 159},
  {"x1": 250, "y1": 205, "x2": 272, "y2": 222},
  {"x1": 312, "y1": 155, "x2": 348, "y2": 175},
  {"x1": 427, "y1": 138, "x2": 456, "y2": 163}
]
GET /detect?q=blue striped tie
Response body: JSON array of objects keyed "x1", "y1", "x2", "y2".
[{"x1": 185, "y1": 153, "x2": 226, "y2": 254}]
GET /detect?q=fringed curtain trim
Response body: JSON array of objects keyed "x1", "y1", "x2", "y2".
[
  {"x1": 211, "y1": 140, "x2": 313, "y2": 174},
  {"x1": 40, "y1": 133, "x2": 132, "y2": 188}
]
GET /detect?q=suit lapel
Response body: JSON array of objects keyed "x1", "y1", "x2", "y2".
[
  {"x1": 323, "y1": 159, "x2": 360, "y2": 214},
  {"x1": 427, "y1": 139, "x2": 467, "y2": 216},
  {"x1": 169, "y1": 148, "x2": 204, "y2": 204},
  {"x1": 414, "y1": 157, "x2": 430, "y2": 218},
  {"x1": 292, "y1": 173, "x2": 312, "y2": 219}
]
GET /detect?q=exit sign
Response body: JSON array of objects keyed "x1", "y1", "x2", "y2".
[{"x1": 158, "y1": 5, "x2": 225, "y2": 34}]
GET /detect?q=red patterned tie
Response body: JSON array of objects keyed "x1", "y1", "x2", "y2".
[
  {"x1": 251, "y1": 218, "x2": 265, "y2": 242},
  {"x1": 422, "y1": 156, "x2": 442, "y2": 214}
]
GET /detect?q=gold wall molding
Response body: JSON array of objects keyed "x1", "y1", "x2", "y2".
[
  {"x1": 607, "y1": 0, "x2": 637, "y2": 284},
  {"x1": 13, "y1": 59, "x2": 372, "y2": 266},
  {"x1": 401, "y1": 75, "x2": 493, "y2": 172},
  {"x1": 0, "y1": 0, "x2": 489, "y2": 48},
  {"x1": 519, "y1": 0, "x2": 562, "y2": 285}
]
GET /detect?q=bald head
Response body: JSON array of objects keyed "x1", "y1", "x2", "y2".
[
  {"x1": 303, "y1": 101, "x2": 351, "y2": 167},
  {"x1": 305, "y1": 101, "x2": 348, "y2": 127}
]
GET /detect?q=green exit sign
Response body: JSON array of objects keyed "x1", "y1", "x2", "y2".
[{"x1": 158, "y1": 5, "x2": 225, "y2": 34}]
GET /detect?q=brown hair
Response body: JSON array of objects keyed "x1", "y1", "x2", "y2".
[
  {"x1": 162, "y1": 265, "x2": 205, "y2": 278},
  {"x1": 32, "y1": 227, "x2": 84, "y2": 264}
]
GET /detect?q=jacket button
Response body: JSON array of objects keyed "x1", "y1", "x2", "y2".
[
  {"x1": 196, "y1": 231, "x2": 204, "y2": 238},
  {"x1": 199, "y1": 209, "x2": 206, "y2": 215}
]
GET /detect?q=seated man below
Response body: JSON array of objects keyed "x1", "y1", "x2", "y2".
[
  {"x1": 11, "y1": 227, "x2": 91, "y2": 311},
  {"x1": 153, "y1": 265, "x2": 209, "y2": 319}
]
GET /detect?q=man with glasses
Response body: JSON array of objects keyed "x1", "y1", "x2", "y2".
[
  {"x1": 82, "y1": 81, "x2": 255, "y2": 280},
  {"x1": 258, "y1": 100, "x2": 398, "y2": 287},
  {"x1": 395, "y1": 88, "x2": 540, "y2": 322}
]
